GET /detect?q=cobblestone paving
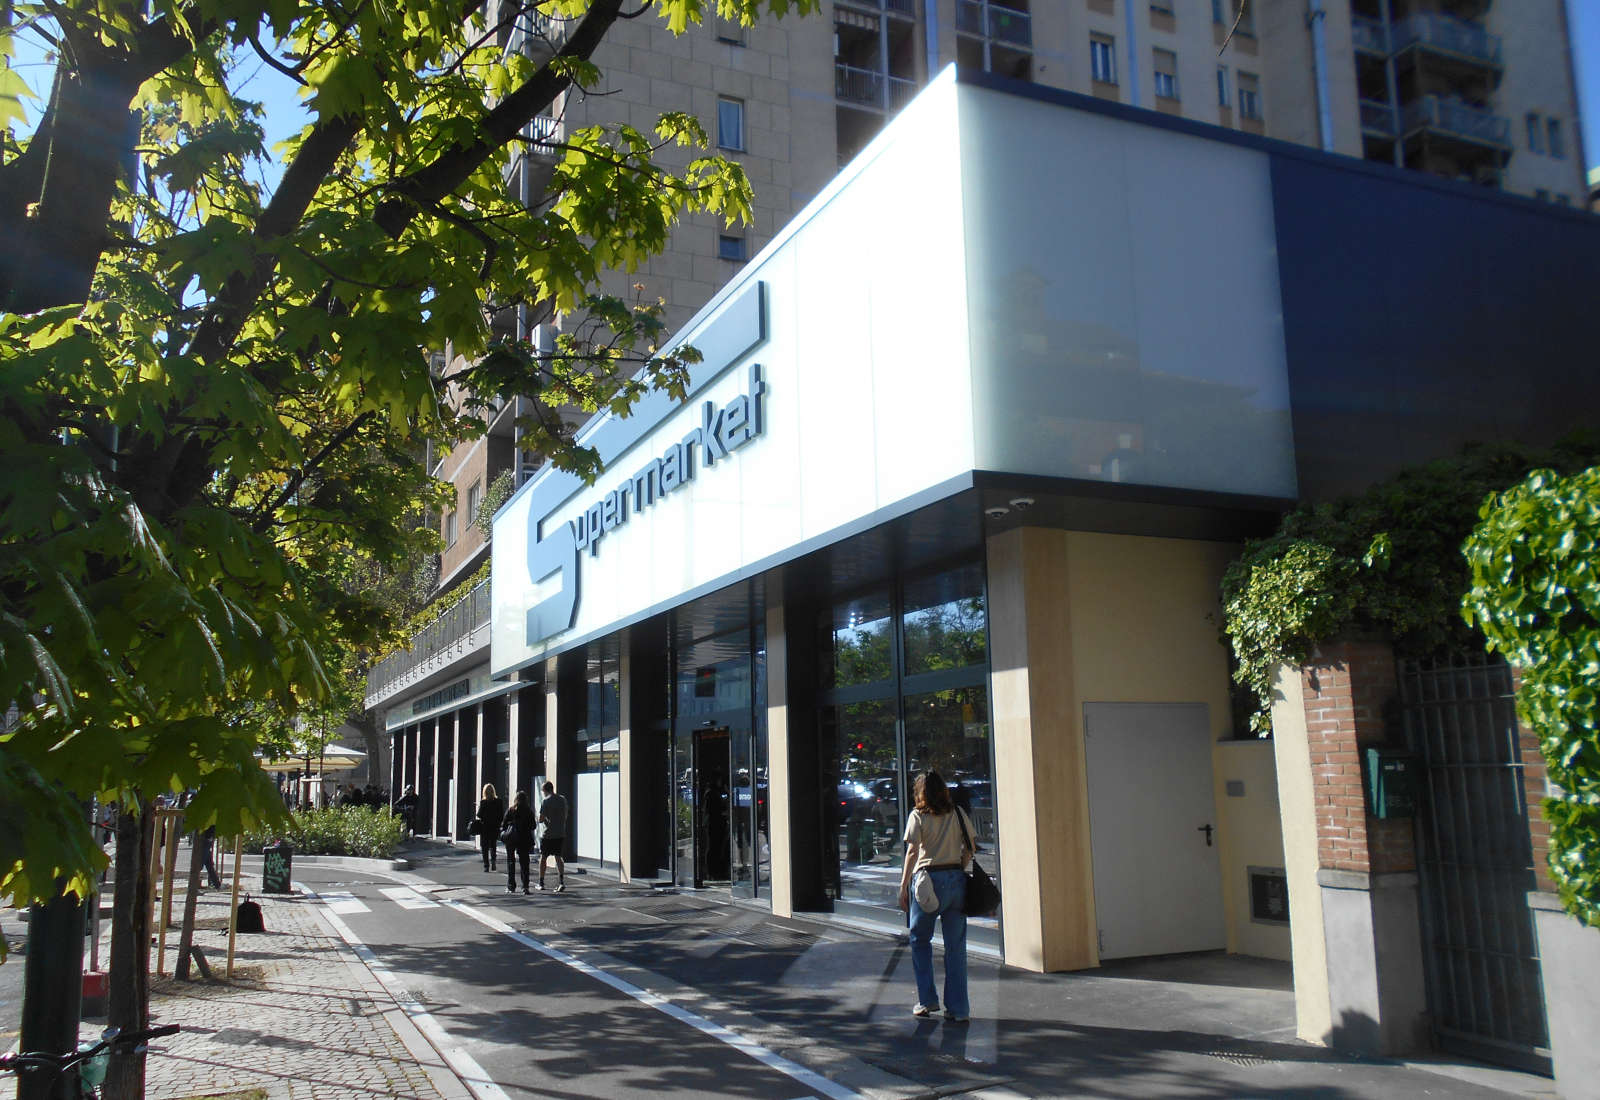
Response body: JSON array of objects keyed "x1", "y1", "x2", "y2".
[{"x1": 131, "y1": 890, "x2": 458, "y2": 1100}]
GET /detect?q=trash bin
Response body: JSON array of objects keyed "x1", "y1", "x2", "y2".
[{"x1": 262, "y1": 839, "x2": 293, "y2": 894}]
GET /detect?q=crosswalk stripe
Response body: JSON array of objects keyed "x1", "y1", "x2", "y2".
[
  {"x1": 379, "y1": 885, "x2": 440, "y2": 910},
  {"x1": 318, "y1": 891, "x2": 371, "y2": 915}
]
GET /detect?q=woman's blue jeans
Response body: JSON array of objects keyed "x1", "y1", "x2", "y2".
[{"x1": 908, "y1": 868, "x2": 968, "y2": 1017}]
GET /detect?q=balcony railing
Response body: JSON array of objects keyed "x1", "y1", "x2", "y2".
[
  {"x1": 835, "y1": 63, "x2": 917, "y2": 111},
  {"x1": 955, "y1": 0, "x2": 1032, "y2": 47},
  {"x1": 1350, "y1": 15, "x2": 1388, "y2": 55},
  {"x1": 1391, "y1": 13, "x2": 1502, "y2": 69},
  {"x1": 365, "y1": 578, "x2": 492, "y2": 705},
  {"x1": 1402, "y1": 94, "x2": 1509, "y2": 150},
  {"x1": 1359, "y1": 98, "x2": 1397, "y2": 137}
]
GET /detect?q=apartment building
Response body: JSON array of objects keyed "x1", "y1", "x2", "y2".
[{"x1": 414, "y1": 0, "x2": 1585, "y2": 601}]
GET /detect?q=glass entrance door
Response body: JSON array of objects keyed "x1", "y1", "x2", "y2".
[{"x1": 693, "y1": 725, "x2": 732, "y2": 886}]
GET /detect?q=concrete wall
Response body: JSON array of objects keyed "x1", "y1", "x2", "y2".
[
  {"x1": 1271, "y1": 665, "x2": 1333, "y2": 1043},
  {"x1": 1530, "y1": 894, "x2": 1600, "y2": 1100},
  {"x1": 1214, "y1": 739, "x2": 1291, "y2": 960}
]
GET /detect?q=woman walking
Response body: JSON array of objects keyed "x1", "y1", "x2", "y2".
[
  {"x1": 503, "y1": 790, "x2": 538, "y2": 894},
  {"x1": 896, "y1": 770, "x2": 974, "y2": 1023},
  {"x1": 475, "y1": 783, "x2": 506, "y2": 873}
]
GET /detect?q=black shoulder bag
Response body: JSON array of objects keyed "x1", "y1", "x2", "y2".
[{"x1": 955, "y1": 811, "x2": 1001, "y2": 917}]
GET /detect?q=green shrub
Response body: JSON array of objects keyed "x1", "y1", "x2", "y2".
[
  {"x1": 239, "y1": 805, "x2": 407, "y2": 860},
  {"x1": 1222, "y1": 438, "x2": 1600, "y2": 735},
  {"x1": 1463, "y1": 466, "x2": 1600, "y2": 927}
]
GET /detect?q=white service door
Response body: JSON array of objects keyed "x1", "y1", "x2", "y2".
[{"x1": 1084, "y1": 702, "x2": 1226, "y2": 960}]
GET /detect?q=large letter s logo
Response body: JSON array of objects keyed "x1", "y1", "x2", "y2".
[{"x1": 525, "y1": 520, "x2": 580, "y2": 644}]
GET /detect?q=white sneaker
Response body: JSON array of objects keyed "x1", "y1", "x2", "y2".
[{"x1": 911, "y1": 1003, "x2": 936, "y2": 1018}]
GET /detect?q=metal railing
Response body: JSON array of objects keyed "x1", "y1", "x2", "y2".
[
  {"x1": 835, "y1": 63, "x2": 918, "y2": 111},
  {"x1": 1391, "y1": 12, "x2": 1502, "y2": 68},
  {"x1": 1403, "y1": 94, "x2": 1509, "y2": 149},
  {"x1": 1350, "y1": 15, "x2": 1388, "y2": 54},
  {"x1": 365, "y1": 577, "x2": 492, "y2": 702},
  {"x1": 1359, "y1": 98, "x2": 1397, "y2": 137},
  {"x1": 954, "y1": 0, "x2": 1032, "y2": 47}
]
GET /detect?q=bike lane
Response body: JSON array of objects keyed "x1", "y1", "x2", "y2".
[{"x1": 292, "y1": 865, "x2": 858, "y2": 1100}]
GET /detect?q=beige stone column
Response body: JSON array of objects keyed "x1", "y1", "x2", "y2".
[
  {"x1": 985, "y1": 527, "x2": 1096, "y2": 972},
  {"x1": 543, "y1": 655, "x2": 562, "y2": 785},
  {"x1": 765, "y1": 586, "x2": 794, "y2": 918},
  {"x1": 618, "y1": 637, "x2": 635, "y2": 883}
]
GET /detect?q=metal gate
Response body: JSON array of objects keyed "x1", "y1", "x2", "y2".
[{"x1": 1399, "y1": 655, "x2": 1550, "y2": 1075}]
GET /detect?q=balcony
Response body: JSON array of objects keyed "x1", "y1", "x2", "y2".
[
  {"x1": 1360, "y1": 98, "x2": 1397, "y2": 138},
  {"x1": 1391, "y1": 13, "x2": 1502, "y2": 72},
  {"x1": 1402, "y1": 94, "x2": 1509, "y2": 151},
  {"x1": 365, "y1": 577, "x2": 493, "y2": 709},
  {"x1": 835, "y1": 63, "x2": 918, "y2": 111},
  {"x1": 955, "y1": 0, "x2": 1032, "y2": 48},
  {"x1": 1350, "y1": 15, "x2": 1388, "y2": 56}
]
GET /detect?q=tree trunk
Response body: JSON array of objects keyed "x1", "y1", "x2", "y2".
[
  {"x1": 18, "y1": 880, "x2": 85, "y2": 1100},
  {"x1": 104, "y1": 802, "x2": 153, "y2": 1100},
  {"x1": 174, "y1": 831, "x2": 205, "y2": 981}
]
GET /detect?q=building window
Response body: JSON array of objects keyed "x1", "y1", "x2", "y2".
[
  {"x1": 717, "y1": 97, "x2": 745, "y2": 151},
  {"x1": 1150, "y1": 2, "x2": 1173, "y2": 16},
  {"x1": 1216, "y1": 64, "x2": 1229, "y2": 107},
  {"x1": 1216, "y1": 0, "x2": 1252, "y2": 33},
  {"x1": 1153, "y1": 49, "x2": 1178, "y2": 100},
  {"x1": 715, "y1": 13, "x2": 746, "y2": 45},
  {"x1": 1237, "y1": 71, "x2": 1261, "y2": 120},
  {"x1": 718, "y1": 234, "x2": 748, "y2": 261},
  {"x1": 1526, "y1": 113, "x2": 1544, "y2": 154},
  {"x1": 444, "y1": 509, "x2": 457, "y2": 548},
  {"x1": 1090, "y1": 34, "x2": 1117, "y2": 84},
  {"x1": 467, "y1": 479, "x2": 482, "y2": 526},
  {"x1": 1547, "y1": 117, "x2": 1565, "y2": 159}
]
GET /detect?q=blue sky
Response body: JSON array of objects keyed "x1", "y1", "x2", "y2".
[{"x1": 1571, "y1": 0, "x2": 1600, "y2": 176}]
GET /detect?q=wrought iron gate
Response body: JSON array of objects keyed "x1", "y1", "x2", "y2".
[{"x1": 1399, "y1": 655, "x2": 1550, "y2": 1075}]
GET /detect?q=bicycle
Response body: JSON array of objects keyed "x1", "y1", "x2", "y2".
[{"x1": 0, "y1": 1024, "x2": 180, "y2": 1098}]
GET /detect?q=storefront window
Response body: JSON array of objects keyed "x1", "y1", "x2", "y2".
[
  {"x1": 826, "y1": 593, "x2": 894, "y2": 690},
  {"x1": 819, "y1": 559, "x2": 995, "y2": 921},
  {"x1": 902, "y1": 564, "x2": 987, "y2": 676}
]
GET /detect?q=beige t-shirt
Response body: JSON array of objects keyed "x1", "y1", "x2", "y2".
[{"x1": 903, "y1": 807, "x2": 973, "y2": 871}]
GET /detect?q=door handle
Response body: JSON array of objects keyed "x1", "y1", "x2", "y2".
[{"x1": 1198, "y1": 823, "x2": 1214, "y2": 847}]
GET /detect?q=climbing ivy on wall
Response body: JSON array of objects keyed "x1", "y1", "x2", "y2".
[
  {"x1": 1221, "y1": 438, "x2": 1600, "y2": 737},
  {"x1": 1463, "y1": 467, "x2": 1600, "y2": 927}
]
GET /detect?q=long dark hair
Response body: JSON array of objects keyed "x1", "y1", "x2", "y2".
[
  {"x1": 913, "y1": 770, "x2": 954, "y2": 815},
  {"x1": 513, "y1": 790, "x2": 530, "y2": 811}
]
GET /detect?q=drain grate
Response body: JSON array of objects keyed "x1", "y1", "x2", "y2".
[{"x1": 1198, "y1": 1048, "x2": 1277, "y2": 1067}]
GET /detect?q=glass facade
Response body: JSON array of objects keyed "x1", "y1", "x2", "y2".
[
  {"x1": 821, "y1": 559, "x2": 996, "y2": 922},
  {"x1": 670, "y1": 620, "x2": 769, "y2": 899}
]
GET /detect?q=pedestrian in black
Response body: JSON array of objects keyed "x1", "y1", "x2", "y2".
[
  {"x1": 537, "y1": 781, "x2": 568, "y2": 892},
  {"x1": 475, "y1": 783, "x2": 506, "y2": 873},
  {"x1": 200, "y1": 825, "x2": 222, "y2": 889},
  {"x1": 394, "y1": 785, "x2": 419, "y2": 837},
  {"x1": 503, "y1": 790, "x2": 537, "y2": 894}
]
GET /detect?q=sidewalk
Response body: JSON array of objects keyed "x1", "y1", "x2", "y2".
[{"x1": 99, "y1": 886, "x2": 469, "y2": 1100}]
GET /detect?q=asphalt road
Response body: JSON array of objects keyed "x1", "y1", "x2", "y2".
[{"x1": 293, "y1": 864, "x2": 854, "y2": 1099}]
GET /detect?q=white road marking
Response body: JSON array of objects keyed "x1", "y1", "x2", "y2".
[
  {"x1": 439, "y1": 896, "x2": 865, "y2": 1100},
  {"x1": 300, "y1": 883, "x2": 511, "y2": 1100},
  {"x1": 379, "y1": 885, "x2": 440, "y2": 910},
  {"x1": 317, "y1": 891, "x2": 371, "y2": 915}
]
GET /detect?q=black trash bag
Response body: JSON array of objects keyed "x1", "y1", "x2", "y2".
[{"x1": 235, "y1": 895, "x2": 265, "y2": 934}]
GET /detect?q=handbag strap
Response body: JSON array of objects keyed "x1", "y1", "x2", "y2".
[{"x1": 954, "y1": 808, "x2": 976, "y2": 859}]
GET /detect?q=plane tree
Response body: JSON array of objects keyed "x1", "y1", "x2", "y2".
[{"x1": 0, "y1": 0, "x2": 814, "y2": 1093}]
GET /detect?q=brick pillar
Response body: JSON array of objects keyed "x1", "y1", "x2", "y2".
[
  {"x1": 1275, "y1": 639, "x2": 1427, "y2": 1056},
  {"x1": 1514, "y1": 673, "x2": 1600, "y2": 1099}
]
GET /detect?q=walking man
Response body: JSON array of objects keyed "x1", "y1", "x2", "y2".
[{"x1": 537, "y1": 781, "x2": 568, "y2": 892}]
